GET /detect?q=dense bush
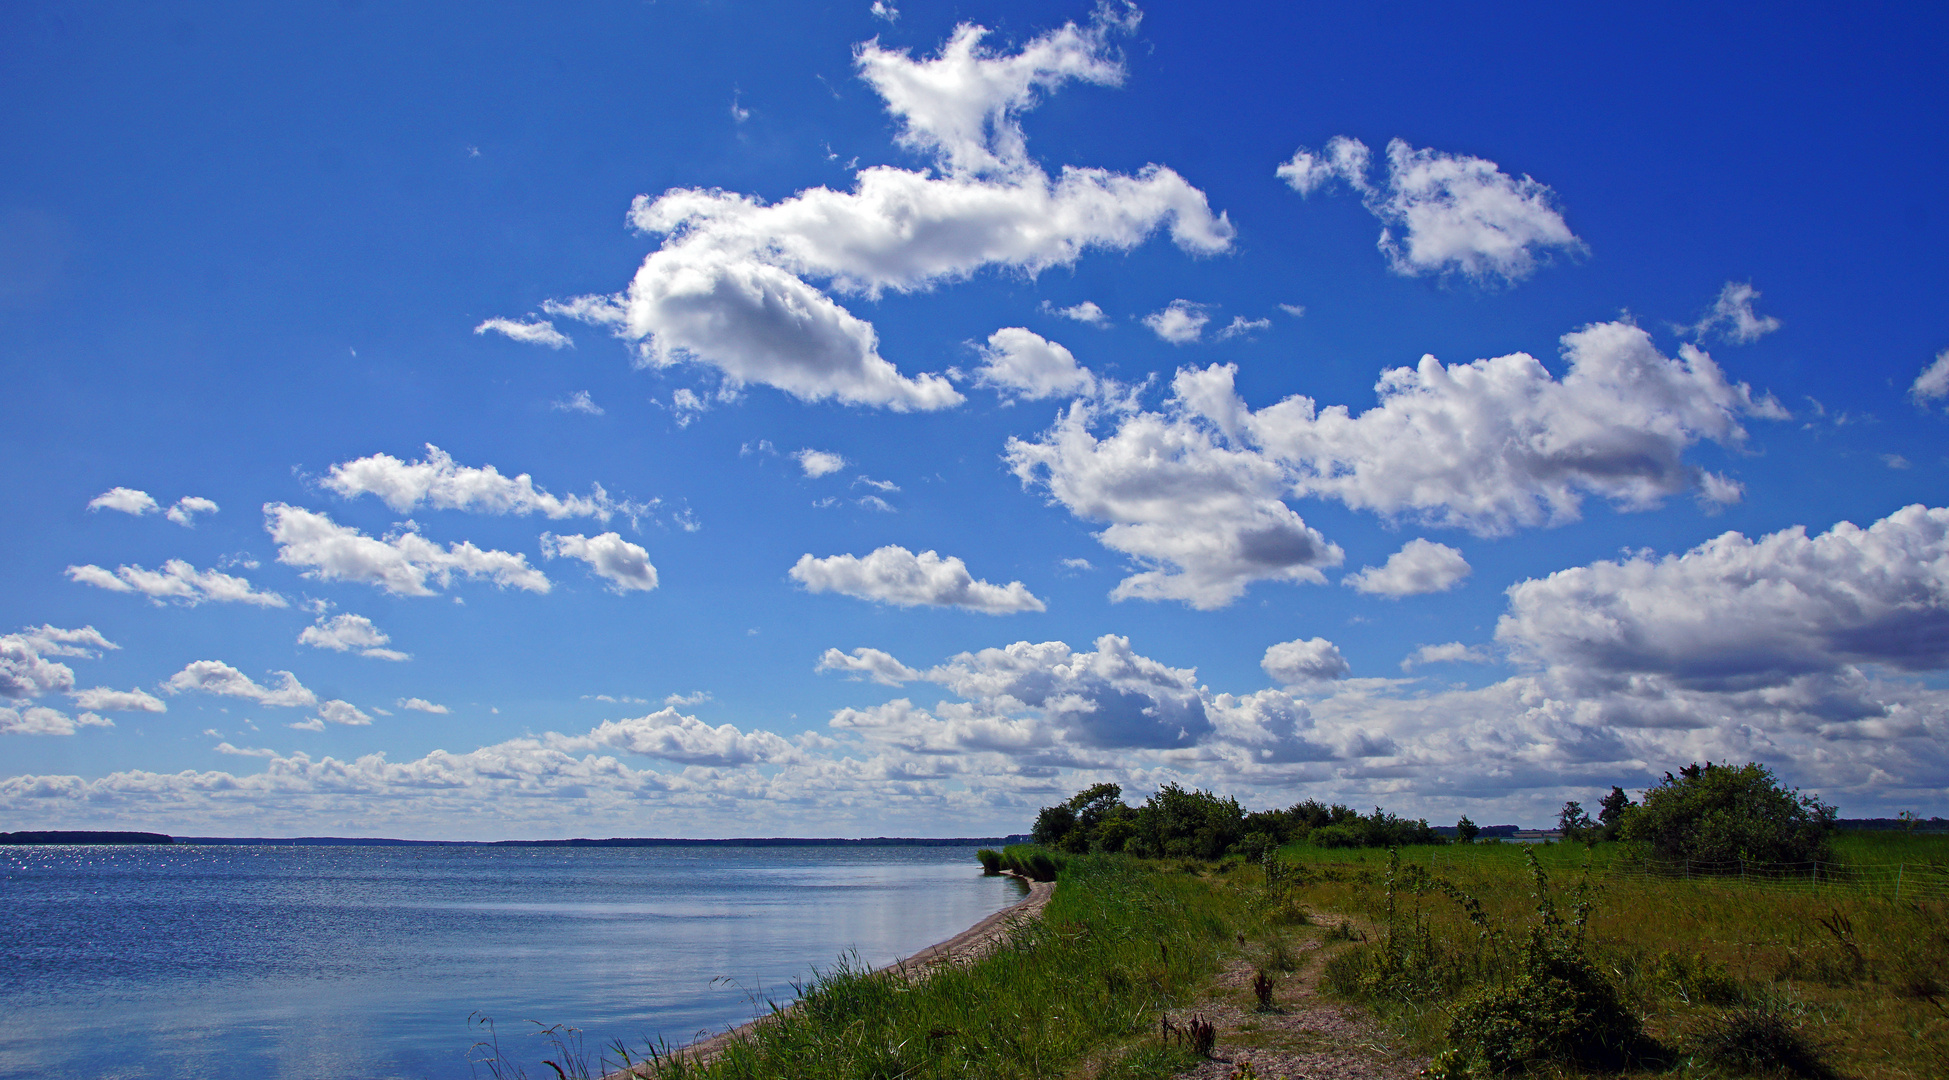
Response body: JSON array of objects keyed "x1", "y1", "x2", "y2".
[
  {"x1": 1025, "y1": 784, "x2": 1445, "y2": 860},
  {"x1": 1618, "y1": 762, "x2": 1836, "y2": 867}
]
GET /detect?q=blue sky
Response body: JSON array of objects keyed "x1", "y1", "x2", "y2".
[{"x1": 4, "y1": 1, "x2": 1946, "y2": 839}]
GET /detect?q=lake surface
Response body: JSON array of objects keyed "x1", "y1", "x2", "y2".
[{"x1": 0, "y1": 843, "x2": 1026, "y2": 1079}]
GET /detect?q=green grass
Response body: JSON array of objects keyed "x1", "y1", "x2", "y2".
[
  {"x1": 1293, "y1": 835, "x2": 1949, "y2": 1079},
  {"x1": 611, "y1": 854, "x2": 1249, "y2": 1080}
]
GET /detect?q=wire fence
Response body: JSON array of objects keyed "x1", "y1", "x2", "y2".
[{"x1": 1604, "y1": 856, "x2": 1949, "y2": 902}]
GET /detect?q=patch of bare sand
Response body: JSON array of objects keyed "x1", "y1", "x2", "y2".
[{"x1": 1160, "y1": 939, "x2": 1427, "y2": 1080}]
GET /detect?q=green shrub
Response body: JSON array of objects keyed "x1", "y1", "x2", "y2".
[
  {"x1": 1618, "y1": 762, "x2": 1835, "y2": 868},
  {"x1": 975, "y1": 849, "x2": 1002, "y2": 875}
]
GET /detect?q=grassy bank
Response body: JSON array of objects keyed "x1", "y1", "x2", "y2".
[
  {"x1": 607, "y1": 854, "x2": 1250, "y2": 1080},
  {"x1": 1295, "y1": 834, "x2": 1949, "y2": 1078}
]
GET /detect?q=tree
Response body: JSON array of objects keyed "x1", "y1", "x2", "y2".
[
  {"x1": 1558, "y1": 801, "x2": 1594, "y2": 843},
  {"x1": 1030, "y1": 803, "x2": 1076, "y2": 847},
  {"x1": 1596, "y1": 786, "x2": 1634, "y2": 841},
  {"x1": 1131, "y1": 783, "x2": 1244, "y2": 859},
  {"x1": 1617, "y1": 762, "x2": 1835, "y2": 868},
  {"x1": 1456, "y1": 815, "x2": 1480, "y2": 844}
]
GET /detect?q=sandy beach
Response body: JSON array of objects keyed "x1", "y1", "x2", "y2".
[{"x1": 605, "y1": 872, "x2": 1055, "y2": 1078}]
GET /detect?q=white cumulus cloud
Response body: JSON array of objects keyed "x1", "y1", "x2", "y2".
[
  {"x1": 1345, "y1": 539, "x2": 1471, "y2": 597},
  {"x1": 1911, "y1": 349, "x2": 1949, "y2": 404},
  {"x1": 790, "y1": 545, "x2": 1046, "y2": 613},
  {"x1": 475, "y1": 317, "x2": 572, "y2": 349},
  {"x1": 298, "y1": 614, "x2": 410, "y2": 661},
  {"x1": 1261, "y1": 637, "x2": 1351, "y2": 683},
  {"x1": 165, "y1": 661, "x2": 317, "y2": 708},
  {"x1": 1042, "y1": 300, "x2": 1107, "y2": 325},
  {"x1": 545, "y1": 11, "x2": 1229, "y2": 412},
  {"x1": 974, "y1": 326, "x2": 1095, "y2": 400},
  {"x1": 1281, "y1": 136, "x2": 1583, "y2": 284},
  {"x1": 266, "y1": 504, "x2": 551, "y2": 597},
  {"x1": 796, "y1": 449, "x2": 848, "y2": 477},
  {"x1": 397, "y1": 697, "x2": 450, "y2": 714},
  {"x1": 1143, "y1": 300, "x2": 1209, "y2": 344},
  {"x1": 540, "y1": 532, "x2": 658, "y2": 593},
  {"x1": 1499, "y1": 503, "x2": 1949, "y2": 688},
  {"x1": 165, "y1": 496, "x2": 219, "y2": 526},
  {"x1": 1006, "y1": 397, "x2": 1343, "y2": 610},
  {"x1": 321, "y1": 700, "x2": 371, "y2": 726},
  {"x1": 817, "y1": 646, "x2": 922, "y2": 685},
  {"x1": 87, "y1": 487, "x2": 160, "y2": 515},
  {"x1": 559, "y1": 708, "x2": 802, "y2": 767},
  {"x1": 1008, "y1": 320, "x2": 1780, "y2": 607},
  {"x1": 1, "y1": 706, "x2": 112, "y2": 736},
  {"x1": 1401, "y1": 642, "x2": 1494, "y2": 671},
  {"x1": 69, "y1": 686, "x2": 166, "y2": 713},
  {"x1": 66, "y1": 559, "x2": 287, "y2": 607},
  {"x1": 322, "y1": 444, "x2": 636, "y2": 522},
  {"x1": 1, "y1": 625, "x2": 115, "y2": 701}
]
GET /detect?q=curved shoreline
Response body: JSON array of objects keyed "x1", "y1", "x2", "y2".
[{"x1": 604, "y1": 871, "x2": 1056, "y2": 1078}]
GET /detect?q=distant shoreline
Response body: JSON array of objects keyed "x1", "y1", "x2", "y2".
[{"x1": 1, "y1": 830, "x2": 1030, "y2": 847}]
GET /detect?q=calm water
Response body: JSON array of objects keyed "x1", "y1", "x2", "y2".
[{"x1": 0, "y1": 843, "x2": 1026, "y2": 1079}]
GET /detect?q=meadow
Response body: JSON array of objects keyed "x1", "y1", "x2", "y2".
[{"x1": 1292, "y1": 831, "x2": 1949, "y2": 1079}]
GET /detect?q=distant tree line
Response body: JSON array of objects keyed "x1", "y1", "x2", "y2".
[
  {"x1": 0, "y1": 831, "x2": 173, "y2": 845},
  {"x1": 1028, "y1": 761, "x2": 1845, "y2": 876},
  {"x1": 1029, "y1": 782, "x2": 1443, "y2": 860}
]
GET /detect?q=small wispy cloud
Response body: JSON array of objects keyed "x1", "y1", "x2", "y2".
[
  {"x1": 551, "y1": 391, "x2": 604, "y2": 415},
  {"x1": 475, "y1": 318, "x2": 571, "y2": 349}
]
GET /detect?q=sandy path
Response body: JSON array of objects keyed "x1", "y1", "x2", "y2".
[
  {"x1": 603, "y1": 872, "x2": 1055, "y2": 1079},
  {"x1": 1164, "y1": 938, "x2": 1426, "y2": 1080}
]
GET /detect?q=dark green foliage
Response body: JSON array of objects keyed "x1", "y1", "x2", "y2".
[
  {"x1": 1598, "y1": 783, "x2": 1629, "y2": 822},
  {"x1": 1029, "y1": 784, "x2": 1443, "y2": 861},
  {"x1": 1597, "y1": 786, "x2": 1634, "y2": 841},
  {"x1": 1131, "y1": 783, "x2": 1245, "y2": 859},
  {"x1": 1557, "y1": 801, "x2": 1594, "y2": 843},
  {"x1": 1094, "y1": 817, "x2": 1136, "y2": 854},
  {"x1": 1455, "y1": 815, "x2": 1480, "y2": 844},
  {"x1": 1033, "y1": 782, "x2": 1134, "y2": 853},
  {"x1": 1316, "y1": 807, "x2": 1446, "y2": 849},
  {"x1": 975, "y1": 849, "x2": 1002, "y2": 875},
  {"x1": 1694, "y1": 998, "x2": 1834, "y2": 1078},
  {"x1": 1618, "y1": 762, "x2": 1836, "y2": 868},
  {"x1": 1031, "y1": 803, "x2": 1077, "y2": 847}
]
